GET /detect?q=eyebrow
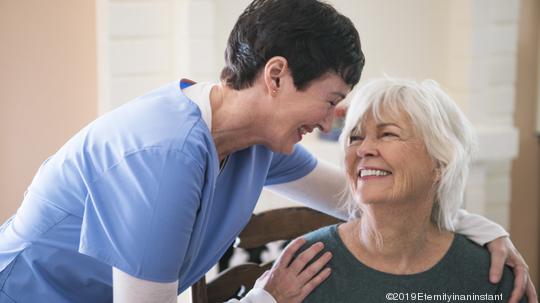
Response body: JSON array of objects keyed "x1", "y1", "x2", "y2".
[{"x1": 350, "y1": 122, "x2": 403, "y2": 135}]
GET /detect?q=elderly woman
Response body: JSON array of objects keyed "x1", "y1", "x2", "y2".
[
  {"x1": 0, "y1": 0, "x2": 535, "y2": 301},
  {"x1": 300, "y1": 78, "x2": 528, "y2": 302}
]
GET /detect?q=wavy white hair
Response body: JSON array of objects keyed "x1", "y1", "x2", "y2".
[{"x1": 338, "y1": 77, "x2": 477, "y2": 231}]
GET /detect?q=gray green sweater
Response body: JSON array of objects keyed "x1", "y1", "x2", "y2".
[{"x1": 301, "y1": 224, "x2": 526, "y2": 303}]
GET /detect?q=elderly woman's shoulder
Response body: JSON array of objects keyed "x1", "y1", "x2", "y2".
[
  {"x1": 452, "y1": 233, "x2": 525, "y2": 301},
  {"x1": 302, "y1": 224, "x2": 340, "y2": 246},
  {"x1": 295, "y1": 224, "x2": 341, "y2": 256},
  {"x1": 452, "y1": 233, "x2": 492, "y2": 264},
  {"x1": 451, "y1": 234, "x2": 511, "y2": 274}
]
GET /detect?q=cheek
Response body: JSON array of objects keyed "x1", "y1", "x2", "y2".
[
  {"x1": 306, "y1": 106, "x2": 331, "y2": 122},
  {"x1": 389, "y1": 146, "x2": 437, "y2": 198},
  {"x1": 389, "y1": 171, "x2": 414, "y2": 201},
  {"x1": 345, "y1": 150, "x2": 358, "y2": 188}
]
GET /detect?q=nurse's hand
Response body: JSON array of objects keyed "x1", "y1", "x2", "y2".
[
  {"x1": 486, "y1": 236, "x2": 538, "y2": 303},
  {"x1": 253, "y1": 237, "x2": 332, "y2": 303}
]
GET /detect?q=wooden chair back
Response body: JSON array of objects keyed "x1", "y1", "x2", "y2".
[{"x1": 191, "y1": 207, "x2": 343, "y2": 303}]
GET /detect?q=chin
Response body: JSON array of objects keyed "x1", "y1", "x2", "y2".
[
  {"x1": 278, "y1": 137, "x2": 298, "y2": 153},
  {"x1": 264, "y1": 141, "x2": 295, "y2": 154},
  {"x1": 354, "y1": 192, "x2": 384, "y2": 205},
  {"x1": 277, "y1": 144, "x2": 295, "y2": 154}
]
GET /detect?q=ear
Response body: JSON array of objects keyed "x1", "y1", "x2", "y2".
[
  {"x1": 263, "y1": 56, "x2": 288, "y2": 96},
  {"x1": 433, "y1": 162, "x2": 443, "y2": 183}
]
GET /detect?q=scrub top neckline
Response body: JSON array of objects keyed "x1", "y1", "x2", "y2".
[{"x1": 179, "y1": 79, "x2": 229, "y2": 175}]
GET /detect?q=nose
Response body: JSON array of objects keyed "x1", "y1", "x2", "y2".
[
  {"x1": 319, "y1": 110, "x2": 335, "y2": 133},
  {"x1": 355, "y1": 137, "x2": 379, "y2": 158}
]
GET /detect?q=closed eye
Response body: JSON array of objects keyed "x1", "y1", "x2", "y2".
[
  {"x1": 348, "y1": 135, "x2": 364, "y2": 144},
  {"x1": 382, "y1": 132, "x2": 397, "y2": 137}
]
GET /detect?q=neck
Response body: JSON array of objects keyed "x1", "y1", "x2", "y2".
[
  {"x1": 342, "y1": 196, "x2": 453, "y2": 274},
  {"x1": 360, "y1": 205, "x2": 435, "y2": 257},
  {"x1": 209, "y1": 83, "x2": 270, "y2": 161}
]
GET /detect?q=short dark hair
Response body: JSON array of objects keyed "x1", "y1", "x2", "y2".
[{"x1": 220, "y1": 0, "x2": 365, "y2": 90}]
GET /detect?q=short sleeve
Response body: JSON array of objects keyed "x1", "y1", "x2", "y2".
[
  {"x1": 265, "y1": 144, "x2": 317, "y2": 186},
  {"x1": 79, "y1": 148, "x2": 204, "y2": 282}
]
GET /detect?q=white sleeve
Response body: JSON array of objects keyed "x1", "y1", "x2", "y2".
[
  {"x1": 453, "y1": 208, "x2": 509, "y2": 245},
  {"x1": 113, "y1": 267, "x2": 178, "y2": 303},
  {"x1": 225, "y1": 288, "x2": 277, "y2": 303},
  {"x1": 113, "y1": 267, "x2": 276, "y2": 303},
  {"x1": 266, "y1": 159, "x2": 349, "y2": 220},
  {"x1": 267, "y1": 158, "x2": 509, "y2": 245}
]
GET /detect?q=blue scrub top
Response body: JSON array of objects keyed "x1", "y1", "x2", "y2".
[{"x1": 0, "y1": 81, "x2": 317, "y2": 302}]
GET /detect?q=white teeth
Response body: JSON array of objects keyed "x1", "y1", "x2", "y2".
[{"x1": 360, "y1": 169, "x2": 390, "y2": 177}]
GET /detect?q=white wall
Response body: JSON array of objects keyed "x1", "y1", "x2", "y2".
[
  {"x1": 100, "y1": 0, "x2": 521, "y2": 224},
  {"x1": 98, "y1": 1, "x2": 521, "y2": 300}
]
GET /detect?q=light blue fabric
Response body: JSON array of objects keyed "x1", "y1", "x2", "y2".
[{"x1": 0, "y1": 81, "x2": 317, "y2": 302}]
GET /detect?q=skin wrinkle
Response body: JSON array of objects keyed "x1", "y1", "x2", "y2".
[
  {"x1": 345, "y1": 109, "x2": 442, "y2": 257},
  {"x1": 211, "y1": 63, "x2": 350, "y2": 159}
]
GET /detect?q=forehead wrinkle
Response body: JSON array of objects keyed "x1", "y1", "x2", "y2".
[{"x1": 355, "y1": 111, "x2": 401, "y2": 134}]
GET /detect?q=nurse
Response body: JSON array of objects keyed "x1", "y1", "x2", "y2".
[{"x1": 0, "y1": 0, "x2": 535, "y2": 302}]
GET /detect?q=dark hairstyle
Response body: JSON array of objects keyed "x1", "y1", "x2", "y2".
[{"x1": 220, "y1": 0, "x2": 365, "y2": 90}]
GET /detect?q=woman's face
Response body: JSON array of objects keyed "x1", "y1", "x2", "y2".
[
  {"x1": 345, "y1": 110, "x2": 439, "y2": 206},
  {"x1": 268, "y1": 73, "x2": 350, "y2": 153}
]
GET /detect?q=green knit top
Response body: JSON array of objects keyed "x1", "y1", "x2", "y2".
[{"x1": 301, "y1": 224, "x2": 526, "y2": 303}]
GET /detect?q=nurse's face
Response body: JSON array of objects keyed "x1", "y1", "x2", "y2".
[{"x1": 267, "y1": 73, "x2": 350, "y2": 154}]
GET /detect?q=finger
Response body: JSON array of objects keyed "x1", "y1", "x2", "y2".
[
  {"x1": 488, "y1": 249, "x2": 506, "y2": 283},
  {"x1": 525, "y1": 279, "x2": 538, "y2": 303},
  {"x1": 508, "y1": 265, "x2": 528, "y2": 303},
  {"x1": 274, "y1": 237, "x2": 307, "y2": 268},
  {"x1": 289, "y1": 242, "x2": 325, "y2": 275},
  {"x1": 299, "y1": 267, "x2": 332, "y2": 300},
  {"x1": 297, "y1": 251, "x2": 333, "y2": 284}
]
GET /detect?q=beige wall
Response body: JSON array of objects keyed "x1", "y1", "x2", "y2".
[
  {"x1": 512, "y1": 0, "x2": 540, "y2": 289},
  {"x1": 0, "y1": 1, "x2": 97, "y2": 222}
]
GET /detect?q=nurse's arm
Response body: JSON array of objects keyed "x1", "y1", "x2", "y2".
[
  {"x1": 113, "y1": 237, "x2": 330, "y2": 303},
  {"x1": 266, "y1": 158, "x2": 509, "y2": 243},
  {"x1": 113, "y1": 267, "x2": 178, "y2": 303},
  {"x1": 266, "y1": 159, "x2": 348, "y2": 220},
  {"x1": 112, "y1": 267, "x2": 280, "y2": 303},
  {"x1": 112, "y1": 267, "x2": 274, "y2": 303}
]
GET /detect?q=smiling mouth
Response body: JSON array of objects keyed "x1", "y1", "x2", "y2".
[
  {"x1": 296, "y1": 126, "x2": 314, "y2": 140},
  {"x1": 358, "y1": 169, "x2": 392, "y2": 179}
]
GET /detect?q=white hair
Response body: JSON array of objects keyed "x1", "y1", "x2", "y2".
[{"x1": 338, "y1": 77, "x2": 477, "y2": 231}]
